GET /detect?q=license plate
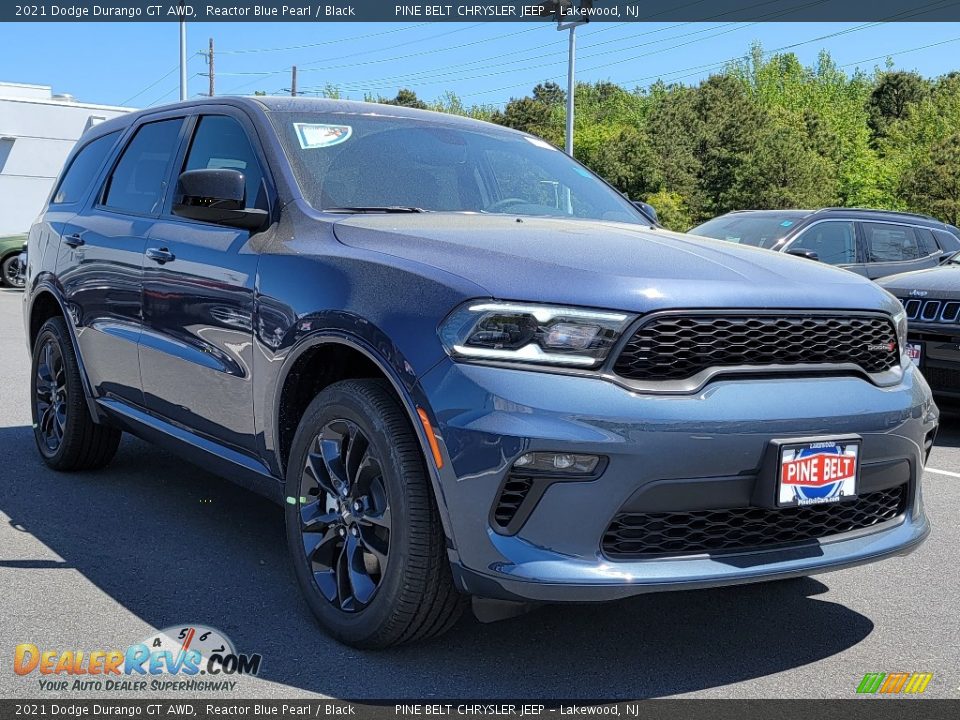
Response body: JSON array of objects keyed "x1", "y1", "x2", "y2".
[
  {"x1": 777, "y1": 440, "x2": 859, "y2": 507},
  {"x1": 907, "y1": 342, "x2": 923, "y2": 367}
]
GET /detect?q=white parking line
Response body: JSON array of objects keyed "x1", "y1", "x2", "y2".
[{"x1": 925, "y1": 467, "x2": 960, "y2": 479}]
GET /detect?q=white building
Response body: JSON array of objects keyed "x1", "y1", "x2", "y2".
[{"x1": 0, "y1": 82, "x2": 132, "y2": 236}]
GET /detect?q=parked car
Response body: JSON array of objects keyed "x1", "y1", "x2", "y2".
[
  {"x1": 689, "y1": 208, "x2": 960, "y2": 280},
  {"x1": 0, "y1": 234, "x2": 27, "y2": 288},
  {"x1": 878, "y1": 259, "x2": 960, "y2": 400},
  {"x1": 22, "y1": 98, "x2": 936, "y2": 648}
]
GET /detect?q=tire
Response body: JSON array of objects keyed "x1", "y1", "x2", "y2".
[
  {"x1": 2, "y1": 254, "x2": 24, "y2": 289},
  {"x1": 31, "y1": 317, "x2": 121, "y2": 471},
  {"x1": 285, "y1": 379, "x2": 464, "y2": 648}
]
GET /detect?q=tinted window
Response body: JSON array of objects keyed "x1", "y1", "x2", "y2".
[
  {"x1": 917, "y1": 227, "x2": 938, "y2": 255},
  {"x1": 181, "y1": 115, "x2": 267, "y2": 210},
  {"x1": 790, "y1": 221, "x2": 857, "y2": 264},
  {"x1": 52, "y1": 131, "x2": 120, "y2": 205},
  {"x1": 933, "y1": 228, "x2": 960, "y2": 253},
  {"x1": 103, "y1": 119, "x2": 183, "y2": 214},
  {"x1": 688, "y1": 212, "x2": 807, "y2": 248},
  {"x1": 862, "y1": 222, "x2": 922, "y2": 262}
]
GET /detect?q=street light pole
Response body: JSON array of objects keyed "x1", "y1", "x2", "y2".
[
  {"x1": 564, "y1": 24, "x2": 576, "y2": 157},
  {"x1": 179, "y1": 19, "x2": 188, "y2": 101}
]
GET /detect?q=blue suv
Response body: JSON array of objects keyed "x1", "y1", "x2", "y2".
[{"x1": 22, "y1": 98, "x2": 936, "y2": 647}]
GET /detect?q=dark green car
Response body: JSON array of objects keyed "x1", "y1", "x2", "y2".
[{"x1": 0, "y1": 234, "x2": 26, "y2": 289}]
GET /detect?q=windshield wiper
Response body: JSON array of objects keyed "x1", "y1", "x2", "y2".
[{"x1": 323, "y1": 206, "x2": 428, "y2": 214}]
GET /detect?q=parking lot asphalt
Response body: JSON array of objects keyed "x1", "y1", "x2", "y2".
[{"x1": 0, "y1": 287, "x2": 958, "y2": 701}]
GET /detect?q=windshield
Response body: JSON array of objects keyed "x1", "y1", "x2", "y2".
[
  {"x1": 689, "y1": 212, "x2": 809, "y2": 249},
  {"x1": 268, "y1": 111, "x2": 647, "y2": 223}
]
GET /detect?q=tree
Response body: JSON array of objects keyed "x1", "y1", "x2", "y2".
[
  {"x1": 868, "y1": 71, "x2": 929, "y2": 138},
  {"x1": 378, "y1": 88, "x2": 428, "y2": 109},
  {"x1": 901, "y1": 133, "x2": 960, "y2": 225}
]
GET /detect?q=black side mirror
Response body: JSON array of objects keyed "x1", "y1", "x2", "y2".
[
  {"x1": 631, "y1": 200, "x2": 659, "y2": 225},
  {"x1": 786, "y1": 248, "x2": 820, "y2": 262},
  {"x1": 172, "y1": 168, "x2": 268, "y2": 231}
]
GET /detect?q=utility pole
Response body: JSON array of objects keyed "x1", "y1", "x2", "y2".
[
  {"x1": 179, "y1": 18, "x2": 188, "y2": 101},
  {"x1": 564, "y1": 25, "x2": 576, "y2": 157},
  {"x1": 208, "y1": 37, "x2": 215, "y2": 97},
  {"x1": 291, "y1": 66, "x2": 298, "y2": 97}
]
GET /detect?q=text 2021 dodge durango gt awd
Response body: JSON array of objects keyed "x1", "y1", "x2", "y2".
[{"x1": 22, "y1": 98, "x2": 936, "y2": 647}]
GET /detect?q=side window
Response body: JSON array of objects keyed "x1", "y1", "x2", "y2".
[
  {"x1": 934, "y1": 228, "x2": 960, "y2": 253},
  {"x1": 103, "y1": 118, "x2": 183, "y2": 215},
  {"x1": 181, "y1": 115, "x2": 267, "y2": 210},
  {"x1": 862, "y1": 222, "x2": 922, "y2": 262},
  {"x1": 790, "y1": 221, "x2": 857, "y2": 265},
  {"x1": 917, "y1": 228, "x2": 938, "y2": 255},
  {"x1": 52, "y1": 131, "x2": 120, "y2": 205}
]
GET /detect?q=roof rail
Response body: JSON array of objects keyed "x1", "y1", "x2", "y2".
[{"x1": 813, "y1": 207, "x2": 940, "y2": 222}]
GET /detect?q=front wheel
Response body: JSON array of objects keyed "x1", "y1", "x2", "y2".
[
  {"x1": 2, "y1": 254, "x2": 24, "y2": 289},
  {"x1": 285, "y1": 379, "x2": 464, "y2": 648}
]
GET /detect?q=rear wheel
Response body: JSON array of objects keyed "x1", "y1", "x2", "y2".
[
  {"x1": 31, "y1": 317, "x2": 121, "y2": 470},
  {"x1": 285, "y1": 379, "x2": 464, "y2": 648}
]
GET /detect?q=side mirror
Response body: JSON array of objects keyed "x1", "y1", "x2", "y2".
[
  {"x1": 631, "y1": 200, "x2": 659, "y2": 225},
  {"x1": 786, "y1": 248, "x2": 820, "y2": 262},
  {"x1": 939, "y1": 250, "x2": 958, "y2": 265},
  {"x1": 172, "y1": 168, "x2": 268, "y2": 231}
]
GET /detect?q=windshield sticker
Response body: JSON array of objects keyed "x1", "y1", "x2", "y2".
[
  {"x1": 294, "y1": 123, "x2": 352, "y2": 149},
  {"x1": 725, "y1": 236, "x2": 742, "y2": 243},
  {"x1": 573, "y1": 166, "x2": 591, "y2": 177},
  {"x1": 524, "y1": 136, "x2": 557, "y2": 151},
  {"x1": 780, "y1": 220, "x2": 795, "y2": 227}
]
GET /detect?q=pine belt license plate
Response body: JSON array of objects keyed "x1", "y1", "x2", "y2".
[{"x1": 777, "y1": 440, "x2": 860, "y2": 507}]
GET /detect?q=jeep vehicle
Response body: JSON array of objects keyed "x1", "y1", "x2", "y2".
[
  {"x1": 22, "y1": 98, "x2": 936, "y2": 648},
  {"x1": 879, "y1": 260, "x2": 960, "y2": 401},
  {"x1": 689, "y1": 208, "x2": 960, "y2": 279}
]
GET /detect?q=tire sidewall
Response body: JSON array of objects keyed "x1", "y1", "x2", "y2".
[
  {"x1": 284, "y1": 384, "x2": 420, "y2": 644},
  {"x1": 30, "y1": 320, "x2": 81, "y2": 462},
  {"x1": 2, "y1": 255, "x2": 23, "y2": 289}
]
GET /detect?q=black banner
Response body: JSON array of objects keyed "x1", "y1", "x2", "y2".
[
  {"x1": 5, "y1": 0, "x2": 960, "y2": 23},
  {"x1": 2, "y1": 700, "x2": 960, "y2": 720}
]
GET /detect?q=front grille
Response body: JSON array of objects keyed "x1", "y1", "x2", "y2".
[
  {"x1": 902, "y1": 298, "x2": 960, "y2": 324},
  {"x1": 602, "y1": 485, "x2": 907, "y2": 559},
  {"x1": 492, "y1": 474, "x2": 534, "y2": 528},
  {"x1": 923, "y1": 365, "x2": 960, "y2": 393},
  {"x1": 613, "y1": 314, "x2": 899, "y2": 382}
]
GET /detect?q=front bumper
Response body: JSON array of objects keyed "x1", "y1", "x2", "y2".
[{"x1": 419, "y1": 358, "x2": 937, "y2": 602}]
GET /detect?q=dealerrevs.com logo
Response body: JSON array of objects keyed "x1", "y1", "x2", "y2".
[{"x1": 14, "y1": 625, "x2": 262, "y2": 692}]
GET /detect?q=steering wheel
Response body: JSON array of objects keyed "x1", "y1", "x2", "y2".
[{"x1": 485, "y1": 198, "x2": 531, "y2": 213}]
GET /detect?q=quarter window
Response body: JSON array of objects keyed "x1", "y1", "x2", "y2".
[
  {"x1": 52, "y1": 131, "x2": 120, "y2": 205},
  {"x1": 862, "y1": 222, "x2": 923, "y2": 262},
  {"x1": 103, "y1": 119, "x2": 183, "y2": 215},
  {"x1": 789, "y1": 221, "x2": 857, "y2": 265},
  {"x1": 181, "y1": 115, "x2": 267, "y2": 210}
]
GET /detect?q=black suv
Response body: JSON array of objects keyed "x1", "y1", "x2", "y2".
[
  {"x1": 689, "y1": 208, "x2": 960, "y2": 279},
  {"x1": 22, "y1": 98, "x2": 934, "y2": 648}
]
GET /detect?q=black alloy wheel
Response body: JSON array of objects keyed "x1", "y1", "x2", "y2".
[
  {"x1": 34, "y1": 337, "x2": 67, "y2": 453},
  {"x1": 299, "y1": 419, "x2": 392, "y2": 612},
  {"x1": 2, "y1": 254, "x2": 24, "y2": 288}
]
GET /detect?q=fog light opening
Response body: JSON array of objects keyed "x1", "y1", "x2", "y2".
[{"x1": 512, "y1": 452, "x2": 599, "y2": 474}]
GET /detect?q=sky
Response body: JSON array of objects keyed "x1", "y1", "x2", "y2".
[{"x1": 2, "y1": 21, "x2": 960, "y2": 109}]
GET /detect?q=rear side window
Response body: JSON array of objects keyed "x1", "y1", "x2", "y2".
[
  {"x1": 862, "y1": 222, "x2": 922, "y2": 262},
  {"x1": 790, "y1": 221, "x2": 857, "y2": 264},
  {"x1": 103, "y1": 119, "x2": 183, "y2": 215},
  {"x1": 52, "y1": 131, "x2": 120, "y2": 205},
  {"x1": 181, "y1": 115, "x2": 267, "y2": 210}
]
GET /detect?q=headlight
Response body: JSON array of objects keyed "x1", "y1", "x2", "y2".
[
  {"x1": 893, "y1": 309, "x2": 908, "y2": 352},
  {"x1": 439, "y1": 301, "x2": 632, "y2": 368}
]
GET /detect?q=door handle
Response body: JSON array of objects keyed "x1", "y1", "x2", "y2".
[
  {"x1": 63, "y1": 234, "x2": 84, "y2": 248},
  {"x1": 145, "y1": 247, "x2": 176, "y2": 264}
]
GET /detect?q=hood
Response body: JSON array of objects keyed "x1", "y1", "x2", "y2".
[
  {"x1": 877, "y1": 263, "x2": 960, "y2": 299},
  {"x1": 332, "y1": 214, "x2": 898, "y2": 315}
]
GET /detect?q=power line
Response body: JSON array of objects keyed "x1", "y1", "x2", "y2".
[
  {"x1": 839, "y1": 35, "x2": 960, "y2": 68},
  {"x1": 145, "y1": 72, "x2": 203, "y2": 108},
  {"x1": 213, "y1": 22, "x2": 432, "y2": 54},
  {"x1": 121, "y1": 56, "x2": 198, "y2": 106}
]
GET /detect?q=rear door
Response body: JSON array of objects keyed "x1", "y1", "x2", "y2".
[
  {"x1": 57, "y1": 116, "x2": 186, "y2": 406},
  {"x1": 138, "y1": 110, "x2": 270, "y2": 453},
  {"x1": 859, "y1": 221, "x2": 941, "y2": 279}
]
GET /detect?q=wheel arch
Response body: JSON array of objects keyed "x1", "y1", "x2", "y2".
[{"x1": 271, "y1": 332, "x2": 455, "y2": 546}]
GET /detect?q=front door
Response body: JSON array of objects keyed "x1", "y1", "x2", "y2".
[{"x1": 138, "y1": 112, "x2": 269, "y2": 453}]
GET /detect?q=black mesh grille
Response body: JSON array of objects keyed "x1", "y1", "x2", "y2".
[
  {"x1": 923, "y1": 366, "x2": 960, "y2": 393},
  {"x1": 602, "y1": 485, "x2": 907, "y2": 559},
  {"x1": 613, "y1": 314, "x2": 899, "y2": 381},
  {"x1": 492, "y1": 475, "x2": 534, "y2": 528}
]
